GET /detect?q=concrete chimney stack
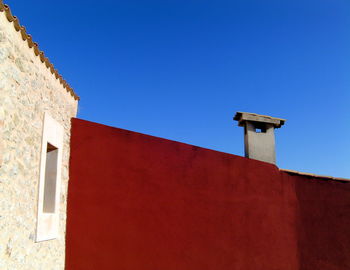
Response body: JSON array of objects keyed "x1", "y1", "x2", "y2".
[{"x1": 233, "y1": 112, "x2": 286, "y2": 164}]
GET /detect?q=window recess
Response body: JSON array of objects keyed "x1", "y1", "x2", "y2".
[{"x1": 36, "y1": 113, "x2": 63, "y2": 242}]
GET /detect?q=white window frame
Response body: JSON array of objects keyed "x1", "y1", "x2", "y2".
[{"x1": 36, "y1": 113, "x2": 63, "y2": 242}]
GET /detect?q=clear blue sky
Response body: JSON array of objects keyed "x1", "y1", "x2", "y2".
[{"x1": 7, "y1": 0, "x2": 350, "y2": 178}]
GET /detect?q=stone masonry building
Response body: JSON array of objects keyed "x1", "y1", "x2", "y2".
[
  {"x1": 1, "y1": 1, "x2": 350, "y2": 270},
  {"x1": 0, "y1": 1, "x2": 78, "y2": 269}
]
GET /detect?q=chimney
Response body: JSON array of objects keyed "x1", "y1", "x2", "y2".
[{"x1": 233, "y1": 112, "x2": 286, "y2": 164}]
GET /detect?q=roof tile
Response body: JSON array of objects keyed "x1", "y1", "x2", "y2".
[{"x1": 0, "y1": 1, "x2": 79, "y2": 100}]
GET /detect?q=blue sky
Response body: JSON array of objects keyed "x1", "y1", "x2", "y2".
[{"x1": 7, "y1": 0, "x2": 350, "y2": 178}]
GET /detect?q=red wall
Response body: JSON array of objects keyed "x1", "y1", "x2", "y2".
[{"x1": 66, "y1": 118, "x2": 350, "y2": 270}]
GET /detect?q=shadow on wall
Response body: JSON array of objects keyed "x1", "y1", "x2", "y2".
[{"x1": 294, "y1": 176, "x2": 350, "y2": 270}]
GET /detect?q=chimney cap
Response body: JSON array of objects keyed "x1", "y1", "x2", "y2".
[{"x1": 234, "y1": 112, "x2": 286, "y2": 128}]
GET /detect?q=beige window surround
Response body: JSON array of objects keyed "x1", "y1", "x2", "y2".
[{"x1": 36, "y1": 113, "x2": 63, "y2": 242}]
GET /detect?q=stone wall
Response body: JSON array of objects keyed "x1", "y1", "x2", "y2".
[{"x1": 0, "y1": 7, "x2": 78, "y2": 270}]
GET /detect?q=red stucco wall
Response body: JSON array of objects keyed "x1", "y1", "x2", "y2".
[{"x1": 66, "y1": 118, "x2": 350, "y2": 270}]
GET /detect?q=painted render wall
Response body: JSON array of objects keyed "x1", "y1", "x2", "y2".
[
  {"x1": 0, "y1": 8, "x2": 78, "y2": 270},
  {"x1": 66, "y1": 118, "x2": 350, "y2": 270}
]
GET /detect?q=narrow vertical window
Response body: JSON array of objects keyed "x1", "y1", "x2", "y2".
[
  {"x1": 43, "y1": 143, "x2": 58, "y2": 213},
  {"x1": 36, "y1": 113, "x2": 63, "y2": 242}
]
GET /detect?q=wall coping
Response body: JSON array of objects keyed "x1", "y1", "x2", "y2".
[{"x1": 280, "y1": 169, "x2": 350, "y2": 182}]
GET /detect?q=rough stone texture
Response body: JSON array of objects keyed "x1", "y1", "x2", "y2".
[{"x1": 0, "y1": 10, "x2": 78, "y2": 270}]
